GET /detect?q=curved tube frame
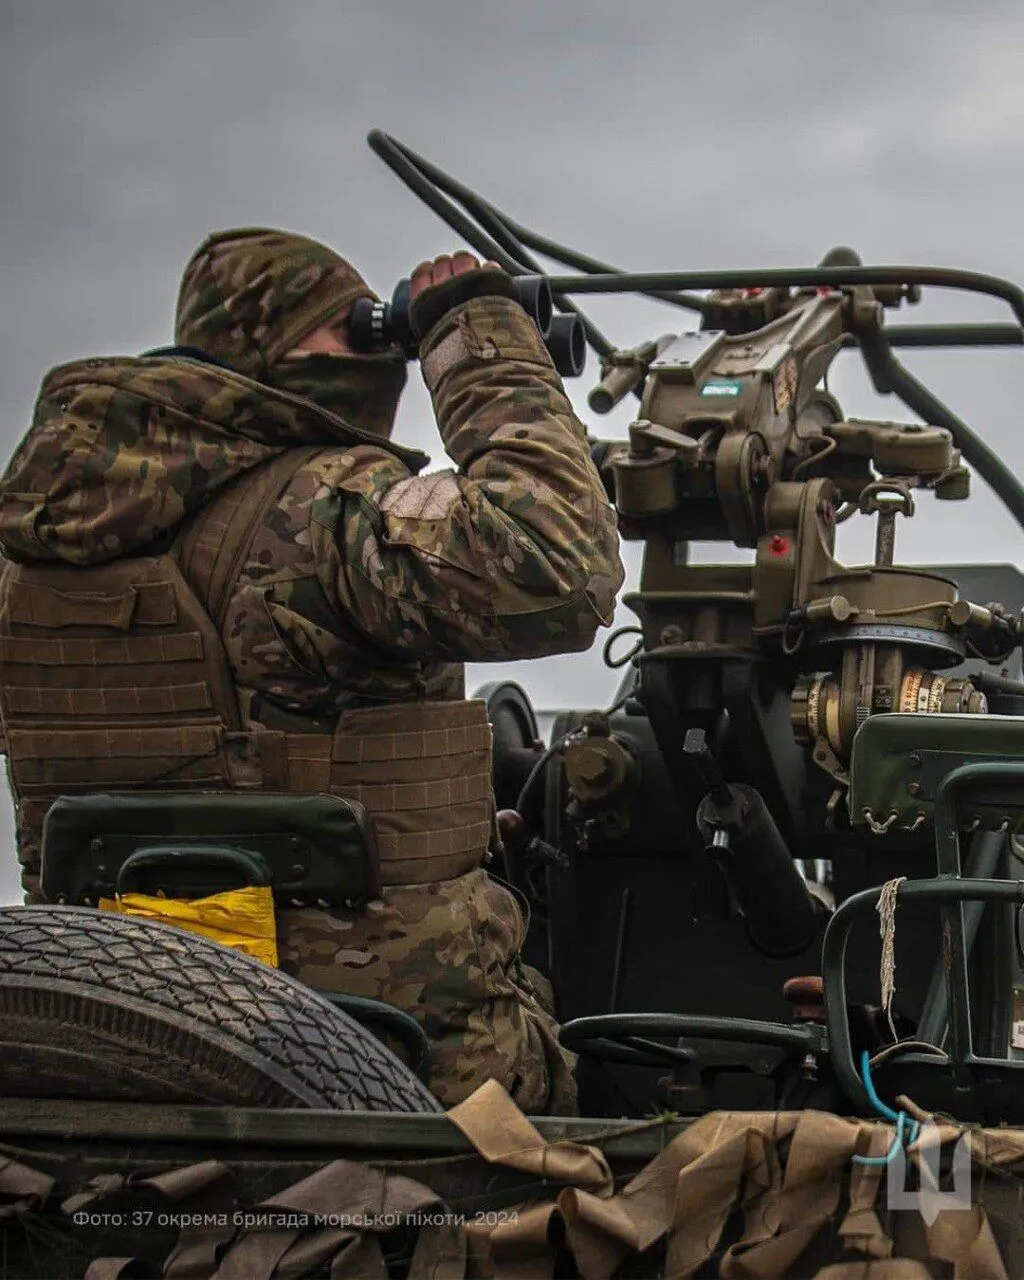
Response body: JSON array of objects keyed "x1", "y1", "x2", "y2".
[
  {"x1": 368, "y1": 128, "x2": 1024, "y2": 532},
  {"x1": 561, "y1": 1011, "x2": 822, "y2": 1053},
  {"x1": 823, "y1": 761, "x2": 1024, "y2": 1113}
]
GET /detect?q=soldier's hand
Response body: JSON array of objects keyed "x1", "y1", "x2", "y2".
[{"x1": 409, "y1": 252, "x2": 502, "y2": 301}]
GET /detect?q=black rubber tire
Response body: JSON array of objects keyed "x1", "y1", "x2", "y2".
[{"x1": 0, "y1": 905, "x2": 441, "y2": 1112}]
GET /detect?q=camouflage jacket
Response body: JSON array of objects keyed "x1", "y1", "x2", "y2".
[{"x1": 0, "y1": 293, "x2": 624, "y2": 716}]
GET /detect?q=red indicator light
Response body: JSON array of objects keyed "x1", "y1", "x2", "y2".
[{"x1": 769, "y1": 535, "x2": 790, "y2": 557}]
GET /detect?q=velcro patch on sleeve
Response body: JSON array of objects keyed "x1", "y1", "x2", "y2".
[
  {"x1": 460, "y1": 297, "x2": 553, "y2": 368},
  {"x1": 420, "y1": 329, "x2": 469, "y2": 393},
  {"x1": 420, "y1": 297, "x2": 553, "y2": 393},
  {"x1": 380, "y1": 472, "x2": 462, "y2": 521}
]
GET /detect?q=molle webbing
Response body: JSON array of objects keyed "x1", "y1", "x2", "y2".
[
  {"x1": 0, "y1": 449, "x2": 495, "y2": 897},
  {"x1": 180, "y1": 457, "x2": 495, "y2": 886},
  {"x1": 0, "y1": 555, "x2": 246, "y2": 901},
  {"x1": 255, "y1": 700, "x2": 494, "y2": 885},
  {"x1": 177, "y1": 446, "x2": 324, "y2": 627}
]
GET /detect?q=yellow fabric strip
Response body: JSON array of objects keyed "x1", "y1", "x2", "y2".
[{"x1": 98, "y1": 885, "x2": 278, "y2": 967}]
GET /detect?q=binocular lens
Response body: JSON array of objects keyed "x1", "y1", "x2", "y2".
[
  {"x1": 546, "y1": 314, "x2": 587, "y2": 379},
  {"x1": 348, "y1": 296, "x2": 391, "y2": 354},
  {"x1": 511, "y1": 276, "x2": 552, "y2": 339}
]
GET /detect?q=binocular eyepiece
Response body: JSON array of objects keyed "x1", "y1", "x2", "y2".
[{"x1": 349, "y1": 275, "x2": 586, "y2": 378}]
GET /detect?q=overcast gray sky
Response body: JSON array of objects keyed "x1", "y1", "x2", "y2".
[{"x1": 3, "y1": 0, "x2": 1024, "y2": 900}]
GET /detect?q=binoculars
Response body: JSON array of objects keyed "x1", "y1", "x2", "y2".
[{"x1": 349, "y1": 275, "x2": 586, "y2": 378}]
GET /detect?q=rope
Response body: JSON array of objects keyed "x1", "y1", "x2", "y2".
[{"x1": 878, "y1": 875, "x2": 907, "y2": 1041}]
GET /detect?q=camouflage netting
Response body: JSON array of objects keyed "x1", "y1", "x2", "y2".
[{"x1": 5, "y1": 1083, "x2": 1024, "y2": 1278}]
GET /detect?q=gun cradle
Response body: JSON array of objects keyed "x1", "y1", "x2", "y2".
[{"x1": 597, "y1": 287, "x2": 1019, "y2": 808}]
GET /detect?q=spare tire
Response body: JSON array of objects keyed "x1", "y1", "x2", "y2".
[{"x1": 0, "y1": 906, "x2": 441, "y2": 1112}]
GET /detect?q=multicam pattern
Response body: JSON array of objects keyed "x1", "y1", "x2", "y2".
[
  {"x1": 308, "y1": 293, "x2": 624, "y2": 666},
  {"x1": 0, "y1": 255, "x2": 623, "y2": 1110},
  {"x1": 174, "y1": 228, "x2": 379, "y2": 379},
  {"x1": 277, "y1": 870, "x2": 578, "y2": 1114},
  {"x1": 0, "y1": 355, "x2": 424, "y2": 568},
  {"x1": 0, "y1": 298, "x2": 621, "y2": 680},
  {"x1": 174, "y1": 228, "x2": 408, "y2": 439}
]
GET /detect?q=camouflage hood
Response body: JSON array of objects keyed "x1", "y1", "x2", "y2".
[
  {"x1": 0, "y1": 354, "x2": 426, "y2": 566},
  {"x1": 175, "y1": 227, "x2": 376, "y2": 378},
  {"x1": 175, "y1": 227, "x2": 408, "y2": 440}
]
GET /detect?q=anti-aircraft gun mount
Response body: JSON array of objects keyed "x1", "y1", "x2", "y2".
[
  {"x1": 364, "y1": 131, "x2": 1023, "y2": 803},
  {"x1": 367, "y1": 130, "x2": 1024, "y2": 1126},
  {"x1": 6, "y1": 138, "x2": 1024, "y2": 1280},
  {"x1": 591, "y1": 274, "x2": 1017, "y2": 809}
]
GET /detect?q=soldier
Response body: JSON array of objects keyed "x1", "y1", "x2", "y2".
[{"x1": 0, "y1": 229, "x2": 624, "y2": 1114}]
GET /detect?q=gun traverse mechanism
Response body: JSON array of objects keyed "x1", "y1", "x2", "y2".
[{"x1": 591, "y1": 262, "x2": 1017, "y2": 805}]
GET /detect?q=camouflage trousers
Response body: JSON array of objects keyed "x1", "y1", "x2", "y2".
[{"x1": 276, "y1": 869, "x2": 578, "y2": 1115}]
